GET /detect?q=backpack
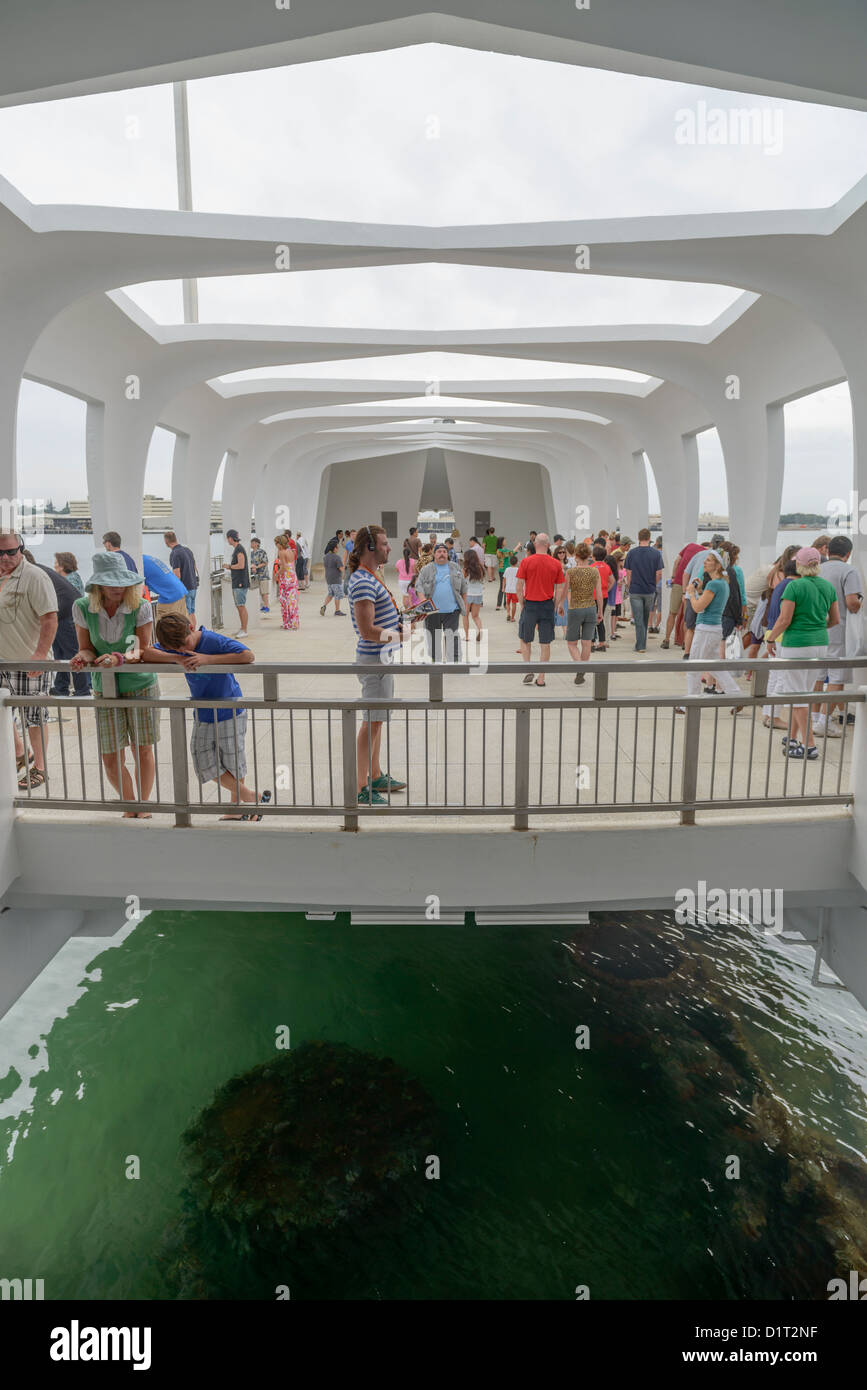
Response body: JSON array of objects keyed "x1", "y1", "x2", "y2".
[{"x1": 723, "y1": 571, "x2": 742, "y2": 624}]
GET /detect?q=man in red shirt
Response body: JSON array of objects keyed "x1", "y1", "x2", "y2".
[
  {"x1": 516, "y1": 533, "x2": 566, "y2": 686},
  {"x1": 661, "y1": 541, "x2": 706, "y2": 649}
]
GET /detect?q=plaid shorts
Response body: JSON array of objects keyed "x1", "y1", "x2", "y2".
[
  {"x1": 191, "y1": 710, "x2": 248, "y2": 783},
  {"x1": 96, "y1": 684, "x2": 161, "y2": 755},
  {"x1": 1, "y1": 670, "x2": 52, "y2": 726}
]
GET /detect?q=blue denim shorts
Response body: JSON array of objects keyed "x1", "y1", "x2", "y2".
[
  {"x1": 185, "y1": 588, "x2": 197, "y2": 614},
  {"x1": 232, "y1": 587, "x2": 248, "y2": 607}
]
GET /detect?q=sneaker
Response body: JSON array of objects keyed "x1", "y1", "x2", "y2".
[
  {"x1": 319, "y1": 604, "x2": 327, "y2": 616},
  {"x1": 812, "y1": 717, "x2": 842, "y2": 738},
  {"x1": 357, "y1": 787, "x2": 388, "y2": 805},
  {"x1": 574, "y1": 671, "x2": 586, "y2": 684},
  {"x1": 334, "y1": 610, "x2": 346, "y2": 616},
  {"x1": 260, "y1": 606, "x2": 270, "y2": 613},
  {"x1": 660, "y1": 639, "x2": 670, "y2": 650},
  {"x1": 234, "y1": 629, "x2": 248, "y2": 638},
  {"x1": 835, "y1": 712, "x2": 856, "y2": 725},
  {"x1": 372, "y1": 773, "x2": 407, "y2": 792}
]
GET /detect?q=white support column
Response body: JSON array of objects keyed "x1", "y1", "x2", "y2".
[
  {"x1": 170, "y1": 429, "x2": 216, "y2": 623},
  {"x1": 0, "y1": 332, "x2": 36, "y2": 506},
  {"x1": 551, "y1": 445, "x2": 606, "y2": 539},
  {"x1": 87, "y1": 401, "x2": 157, "y2": 567},
  {"x1": 221, "y1": 448, "x2": 257, "y2": 541},
  {"x1": 642, "y1": 425, "x2": 695, "y2": 564},
  {"x1": 545, "y1": 456, "x2": 574, "y2": 539},
  {"x1": 716, "y1": 400, "x2": 781, "y2": 573},
  {"x1": 820, "y1": 320, "x2": 867, "y2": 582},
  {"x1": 681, "y1": 432, "x2": 702, "y2": 545},
  {"x1": 605, "y1": 448, "x2": 647, "y2": 540},
  {"x1": 762, "y1": 402, "x2": 786, "y2": 567}
]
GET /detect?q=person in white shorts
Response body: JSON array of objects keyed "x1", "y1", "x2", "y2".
[
  {"x1": 765, "y1": 546, "x2": 839, "y2": 760},
  {"x1": 675, "y1": 550, "x2": 742, "y2": 716},
  {"x1": 811, "y1": 535, "x2": 863, "y2": 739}
]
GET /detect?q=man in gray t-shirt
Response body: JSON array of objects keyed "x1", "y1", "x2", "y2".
[
  {"x1": 321, "y1": 547, "x2": 346, "y2": 616},
  {"x1": 813, "y1": 536, "x2": 863, "y2": 735}
]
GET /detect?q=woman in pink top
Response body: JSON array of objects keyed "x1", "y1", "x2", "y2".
[{"x1": 396, "y1": 542, "x2": 417, "y2": 611}]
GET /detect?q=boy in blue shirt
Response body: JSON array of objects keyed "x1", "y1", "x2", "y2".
[{"x1": 139, "y1": 612, "x2": 271, "y2": 820}]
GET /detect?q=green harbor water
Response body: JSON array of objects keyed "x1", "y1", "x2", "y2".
[{"x1": 0, "y1": 910, "x2": 865, "y2": 1300}]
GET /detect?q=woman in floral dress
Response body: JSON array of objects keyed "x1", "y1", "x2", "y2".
[{"x1": 274, "y1": 533, "x2": 300, "y2": 630}]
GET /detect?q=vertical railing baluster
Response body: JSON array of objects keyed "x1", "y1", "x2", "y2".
[
  {"x1": 680, "y1": 702, "x2": 701, "y2": 826},
  {"x1": 170, "y1": 705, "x2": 191, "y2": 827},
  {"x1": 514, "y1": 705, "x2": 530, "y2": 830},
  {"x1": 56, "y1": 698, "x2": 68, "y2": 801},
  {"x1": 342, "y1": 707, "x2": 358, "y2": 831},
  {"x1": 308, "y1": 708, "x2": 315, "y2": 806}
]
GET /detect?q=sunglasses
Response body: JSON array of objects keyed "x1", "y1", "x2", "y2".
[{"x1": 0, "y1": 545, "x2": 23, "y2": 557}]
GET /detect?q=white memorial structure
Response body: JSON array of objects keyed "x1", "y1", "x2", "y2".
[{"x1": 0, "y1": 1, "x2": 865, "y2": 1011}]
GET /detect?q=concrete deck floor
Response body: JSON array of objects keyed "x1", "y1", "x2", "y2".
[{"x1": 12, "y1": 576, "x2": 857, "y2": 830}]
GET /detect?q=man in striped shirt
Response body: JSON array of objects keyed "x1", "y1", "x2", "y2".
[{"x1": 346, "y1": 524, "x2": 409, "y2": 806}]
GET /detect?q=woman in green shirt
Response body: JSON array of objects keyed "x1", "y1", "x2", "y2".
[
  {"x1": 70, "y1": 551, "x2": 161, "y2": 816},
  {"x1": 765, "y1": 546, "x2": 839, "y2": 759}
]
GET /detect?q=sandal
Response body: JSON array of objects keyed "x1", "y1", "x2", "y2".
[
  {"x1": 18, "y1": 767, "x2": 47, "y2": 790},
  {"x1": 534, "y1": 676, "x2": 546, "y2": 687},
  {"x1": 241, "y1": 790, "x2": 272, "y2": 822},
  {"x1": 522, "y1": 672, "x2": 535, "y2": 684}
]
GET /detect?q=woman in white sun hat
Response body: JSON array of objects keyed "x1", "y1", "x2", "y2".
[{"x1": 70, "y1": 551, "x2": 161, "y2": 817}]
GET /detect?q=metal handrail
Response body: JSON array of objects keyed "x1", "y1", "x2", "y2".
[
  {"x1": 2, "y1": 657, "x2": 867, "y2": 675},
  {"x1": 3, "y1": 658, "x2": 862, "y2": 830}
]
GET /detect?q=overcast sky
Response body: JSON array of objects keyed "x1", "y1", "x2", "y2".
[{"x1": 3, "y1": 44, "x2": 864, "y2": 513}]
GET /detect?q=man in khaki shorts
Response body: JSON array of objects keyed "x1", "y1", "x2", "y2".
[{"x1": 0, "y1": 530, "x2": 58, "y2": 790}]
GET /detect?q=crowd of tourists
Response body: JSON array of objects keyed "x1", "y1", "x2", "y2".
[{"x1": 0, "y1": 511, "x2": 861, "y2": 812}]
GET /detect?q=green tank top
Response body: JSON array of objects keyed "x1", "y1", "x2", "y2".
[{"x1": 74, "y1": 597, "x2": 157, "y2": 695}]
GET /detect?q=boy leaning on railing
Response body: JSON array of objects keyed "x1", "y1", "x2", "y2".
[{"x1": 132, "y1": 612, "x2": 272, "y2": 822}]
